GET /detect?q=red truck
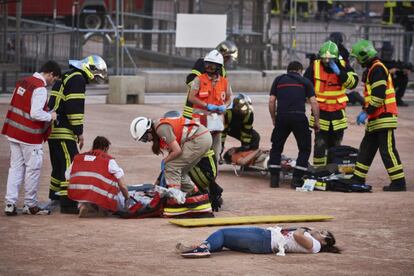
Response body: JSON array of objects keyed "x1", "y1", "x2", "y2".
[{"x1": 8, "y1": 0, "x2": 143, "y2": 29}]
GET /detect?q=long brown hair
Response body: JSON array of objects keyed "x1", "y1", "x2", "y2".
[
  {"x1": 320, "y1": 231, "x2": 341, "y2": 254},
  {"x1": 150, "y1": 126, "x2": 162, "y2": 155}
]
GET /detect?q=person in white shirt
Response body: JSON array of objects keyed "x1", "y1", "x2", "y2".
[
  {"x1": 176, "y1": 226, "x2": 340, "y2": 258},
  {"x1": 2, "y1": 61, "x2": 61, "y2": 215},
  {"x1": 65, "y1": 136, "x2": 129, "y2": 218}
]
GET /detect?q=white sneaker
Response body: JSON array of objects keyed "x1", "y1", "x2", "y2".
[
  {"x1": 5, "y1": 203, "x2": 17, "y2": 216},
  {"x1": 22, "y1": 205, "x2": 50, "y2": 215}
]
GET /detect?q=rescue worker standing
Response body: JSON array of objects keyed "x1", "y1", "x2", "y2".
[
  {"x1": 182, "y1": 42, "x2": 236, "y2": 170},
  {"x1": 329, "y1": 32, "x2": 365, "y2": 106},
  {"x1": 187, "y1": 50, "x2": 232, "y2": 158},
  {"x1": 2, "y1": 61, "x2": 61, "y2": 215},
  {"x1": 304, "y1": 41, "x2": 358, "y2": 168},
  {"x1": 268, "y1": 61, "x2": 320, "y2": 188},
  {"x1": 47, "y1": 55, "x2": 107, "y2": 213},
  {"x1": 183, "y1": 40, "x2": 237, "y2": 119},
  {"x1": 351, "y1": 40, "x2": 406, "y2": 192},
  {"x1": 221, "y1": 93, "x2": 260, "y2": 161}
]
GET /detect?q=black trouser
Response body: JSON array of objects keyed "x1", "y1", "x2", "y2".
[
  {"x1": 228, "y1": 129, "x2": 260, "y2": 151},
  {"x1": 48, "y1": 139, "x2": 79, "y2": 213},
  {"x1": 393, "y1": 73, "x2": 408, "y2": 102},
  {"x1": 353, "y1": 129, "x2": 405, "y2": 185},
  {"x1": 269, "y1": 113, "x2": 311, "y2": 179},
  {"x1": 313, "y1": 129, "x2": 344, "y2": 167}
]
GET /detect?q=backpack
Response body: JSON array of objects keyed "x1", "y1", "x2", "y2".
[{"x1": 327, "y1": 145, "x2": 359, "y2": 174}]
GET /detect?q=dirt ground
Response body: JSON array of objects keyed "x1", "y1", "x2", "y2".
[{"x1": 0, "y1": 100, "x2": 413, "y2": 276}]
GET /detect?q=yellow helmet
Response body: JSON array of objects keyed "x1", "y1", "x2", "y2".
[
  {"x1": 69, "y1": 55, "x2": 107, "y2": 81},
  {"x1": 216, "y1": 40, "x2": 238, "y2": 61}
]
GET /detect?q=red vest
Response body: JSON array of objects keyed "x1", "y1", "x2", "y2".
[
  {"x1": 313, "y1": 60, "x2": 348, "y2": 112},
  {"x1": 68, "y1": 150, "x2": 120, "y2": 212},
  {"x1": 2, "y1": 76, "x2": 50, "y2": 144},
  {"x1": 193, "y1": 73, "x2": 228, "y2": 110},
  {"x1": 364, "y1": 60, "x2": 398, "y2": 119},
  {"x1": 156, "y1": 117, "x2": 199, "y2": 150}
]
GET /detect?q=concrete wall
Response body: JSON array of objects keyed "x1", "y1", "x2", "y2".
[
  {"x1": 108, "y1": 75, "x2": 146, "y2": 104},
  {"x1": 140, "y1": 70, "x2": 286, "y2": 93},
  {"x1": 107, "y1": 70, "x2": 287, "y2": 104}
]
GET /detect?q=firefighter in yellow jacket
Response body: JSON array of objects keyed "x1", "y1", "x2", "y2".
[
  {"x1": 351, "y1": 39, "x2": 406, "y2": 192},
  {"x1": 304, "y1": 41, "x2": 358, "y2": 168},
  {"x1": 47, "y1": 55, "x2": 107, "y2": 213}
]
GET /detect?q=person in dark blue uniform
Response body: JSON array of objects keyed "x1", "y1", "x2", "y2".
[{"x1": 268, "y1": 61, "x2": 320, "y2": 188}]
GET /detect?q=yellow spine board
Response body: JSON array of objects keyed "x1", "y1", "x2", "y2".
[{"x1": 169, "y1": 214, "x2": 334, "y2": 227}]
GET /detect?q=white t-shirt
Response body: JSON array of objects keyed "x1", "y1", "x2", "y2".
[
  {"x1": 65, "y1": 159, "x2": 124, "y2": 180},
  {"x1": 284, "y1": 231, "x2": 321, "y2": 253}
]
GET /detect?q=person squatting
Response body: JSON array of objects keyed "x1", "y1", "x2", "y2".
[{"x1": 1, "y1": 39, "x2": 407, "y2": 264}]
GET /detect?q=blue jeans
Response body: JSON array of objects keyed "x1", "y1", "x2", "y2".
[{"x1": 205, "y1": 227, "x2": 273, "y2": 254}]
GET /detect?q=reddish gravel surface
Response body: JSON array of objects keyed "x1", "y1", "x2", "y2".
[{"x1": 0, "y1": 102, "x2": 413, "y2": 276}]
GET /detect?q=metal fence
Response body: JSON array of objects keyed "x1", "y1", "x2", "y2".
[{"x1": 1, "y1": 0, "x2": 413, "y2": 93}]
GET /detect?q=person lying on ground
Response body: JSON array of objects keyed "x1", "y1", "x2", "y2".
[{"x1": 176, "y1": 226, "x2": 340, "y2": 258}]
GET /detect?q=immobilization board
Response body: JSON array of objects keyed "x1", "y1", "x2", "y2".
[{"x1": 169, "y1": 215, "x2": 334, "y2": 227}]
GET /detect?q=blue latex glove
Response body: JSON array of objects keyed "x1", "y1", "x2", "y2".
[
  {"x1": 206, "y1": 104, "x2": 218, "y2": 112},
  {"x1": 216, "y1": 105, "x2": 227, "y2": 113},
  {"x1": 161, "y1": 159, "x2": 165, "y2": 171},
  {"x1": 329, "y1": 60, "x2": 340, "y2": 75},
  {"x1": 356, "y1": 111, "x2": 367, "y2": 125}
]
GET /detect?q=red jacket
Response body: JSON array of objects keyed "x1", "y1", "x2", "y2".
[
  {"x1": 2, "y1": 76, "x2": 50, "y2": 144},
  {"x1": 68, "y1": 150, "x2": 120, "y2": 211}
]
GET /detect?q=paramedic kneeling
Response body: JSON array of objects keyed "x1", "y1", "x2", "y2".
[
  {"x1": 66, "y1": 136, "x2": 129, "y2": 217},
  {"x1": 268, "y1": 61, "x2": 320, "y2": 188}
]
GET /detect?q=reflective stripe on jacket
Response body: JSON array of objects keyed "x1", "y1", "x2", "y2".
[
  {"x1": 2, "y1": 76, "x2": 49, "y2": 144},
  {"x1": 313, "y1": 59, "x2": 348, "y2": 112},
  {"x1": 364, "y1": 60, "x2": 398, "y2": 132},
  {"x1": 156, "y1": 117, "x2": 200, "y2": 150},
  {"x1": 193, "y1": 73, "x2": 228, "y2": 111},
  {"x1": 364, "y1": 60, "x2": 398, "y2": 119},
  {"x1": 48, "y1": 71, "x2": 85, "y2": 141},
  {"x1": 68, "y1": 150, "x2": 120, "y2": 211},
  {"x1": 163, "y1": 193, "x2": 212, "y2": 217}
]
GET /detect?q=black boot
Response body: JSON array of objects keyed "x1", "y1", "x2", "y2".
[
  {"x1": 60, "y1": 196, "x2": 79, "y2": 214},
  {"x1": 291, "y1": 177, "x2": 303, "y2": 189},
  {"x1": 383, "y1": 183, "x2": 407, "y2": 192},
  {"x1": 270, "y1": 174, "x2": 279, "y2": 188}
]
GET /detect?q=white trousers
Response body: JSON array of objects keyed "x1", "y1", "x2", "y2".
[{"x1": 5, "y1": 140, "x2": 44, "y2": 207}]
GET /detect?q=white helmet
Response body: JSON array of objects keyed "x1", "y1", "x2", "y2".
[
  {"x1": 130, "y1": 117, "x2": 152, "y2": 141},
  {"x1": 204, "y1": 50, "x2": 224, "y2": 65}
]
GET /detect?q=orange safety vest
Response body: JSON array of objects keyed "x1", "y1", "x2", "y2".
[
  {"x1": 193, "y1": 73, "x2": 228, "y2": 110},
  {"x1": 156, "y1": 117, "x2": 201, "y2": 150},
  {"x1": 364, "y1": 60, "x2": 398, "y2": 120},
  {"x1": 2, "y1": 76, "x2": 50, "y2": 144},
  {"x1": 313, "y1": 60, "x2": 348, "y2": 112},
  {"x1": 68, "y1": 150, "x2": 120, "y2": 212}
]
